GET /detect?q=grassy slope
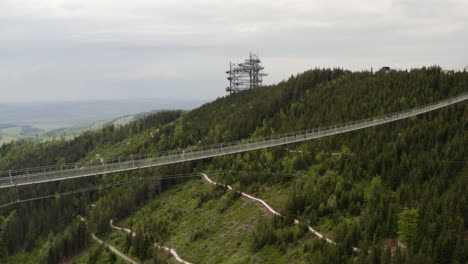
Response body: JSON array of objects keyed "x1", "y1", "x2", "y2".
[
  {"x1": 205, "y1": 150, "x2": 358, "y2": 237},
  {"x1": 106, "y1": 179, "x2": 316, "y2": 264}
]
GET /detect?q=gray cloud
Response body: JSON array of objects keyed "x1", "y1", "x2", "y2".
[{"x1": 0, "y1": 0, "x2": 467, "y2": 102}]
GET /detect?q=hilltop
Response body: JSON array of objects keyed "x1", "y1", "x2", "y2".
[{"x1": 0, "y1": 67, "x2": 467, "y2": 264}]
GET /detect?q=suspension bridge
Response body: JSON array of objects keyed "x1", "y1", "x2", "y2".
[{"x1": 1, "y1": 92, "x2": 467, "y2": 189}]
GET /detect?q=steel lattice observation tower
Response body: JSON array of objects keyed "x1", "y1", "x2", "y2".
[{"x1": 226, "y1": 53, "x2": 268, "y2": 94}]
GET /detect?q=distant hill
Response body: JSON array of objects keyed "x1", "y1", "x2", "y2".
[
  {"x1": 0, "y1": 98, "x2": 205, "y2": 127},
  {"x1": 42, "y1": 111, "x2": 155, "y2": 139},
  {"x1": 0, "y1": 98, "x2": 205, "y2": 145}
]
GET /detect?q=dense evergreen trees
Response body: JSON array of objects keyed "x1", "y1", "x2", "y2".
[
  {"x1": 0, "y1": 111, "x2": 181, "y2": 263},
  {"x1": 44, "y1": 218, "x2": 89, "y2": 264},
  {"x1": 205, "y1": 68, "x2": 467, "y2": 263},
  {"x1": 0, "y1": 67, "x2": 467, "y2": 263}
]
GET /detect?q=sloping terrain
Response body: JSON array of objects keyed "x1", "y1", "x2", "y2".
[
  {"x1": 1, "y1": 67, "x2": 467, "y2": 264},
  {"x1": 104, "y1": 179, "x2": 317, "y2": 264}
]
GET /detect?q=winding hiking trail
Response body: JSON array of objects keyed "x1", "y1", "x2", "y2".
[
  {"x1": 78, "y1": 216, "x2": 139, "y2": 264},
  {"x1": 81, "y1": 215, "x2": 192, "y2": 263},
  {"x1": 110, "y1": 219, "x2": 135, "y2": 236},
  {"x1": 200, "y1": 172, "x2": 358, "y2": 252},
  {"x1": 110, "y1": 220, "x2": 194, "y2": 264},
  {"x1": 91, "y1": 234, "x2": 139, "y2": 264},
  {"x1": 82, "y1": 171, "x2": 358, "y2": 264}
]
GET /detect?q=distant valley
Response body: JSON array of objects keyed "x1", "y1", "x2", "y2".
[{"x1": 0, "y1": 98, "x2": 205, "y2": 145}]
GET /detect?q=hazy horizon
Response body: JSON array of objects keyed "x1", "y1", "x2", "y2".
[
  {"x1": 0, "y1": 98, "x2": 206, "y2": 127},
  {"x1": 1, "y1": 0, "x2": 467, "y2": 102},
  {"x1": 0, "y1": 96, "x2": 212, "y2": 104}
]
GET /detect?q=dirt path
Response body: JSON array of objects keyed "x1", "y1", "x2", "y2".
[
  {"x1": 200, "y1": 172, "x2": 358, "y2": 252},
  {"x1": 110, "y1": 220, "x2": 194, "y2": 264},
  {"x1": 110, "y1": 219, "x2": 135, "y2": 236},
  {"x1": 91, "y1": 234, "x2": 139, "y2": 264},
  {"x1": 78, "y1": 216, "x2": 139, "y2": 264}
]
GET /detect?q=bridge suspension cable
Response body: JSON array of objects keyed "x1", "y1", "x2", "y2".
[
  {"x1": 0, "y1": 172, "x2": 199, "y2": 209},
  {"x1": 0, "y1": 170, "x2": 327, "y2": 209},
  {"x1": 0, "y1": 92, "x2": 467, "y2": 189}
]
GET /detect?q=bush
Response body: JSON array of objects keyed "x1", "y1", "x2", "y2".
[{"x1": 196, "y1": 184, "x2": 226, "y2": 207}]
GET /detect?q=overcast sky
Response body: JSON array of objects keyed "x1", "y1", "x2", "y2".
[{"x1": 1, "y1": 0, "x2": 467, "y2": 102}]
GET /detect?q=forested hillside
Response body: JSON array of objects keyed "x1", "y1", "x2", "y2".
[{"x1": 1, "y1": 67, "x2": 467, "y2": 264}]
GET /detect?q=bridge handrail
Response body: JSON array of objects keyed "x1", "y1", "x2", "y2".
[{"x1": 0, "y1": 91, "x2": 466, "y2": 185}]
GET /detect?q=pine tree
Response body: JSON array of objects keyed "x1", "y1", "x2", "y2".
[{"x1": 397, "y1": 208, "x2": 419, "y2": 248}]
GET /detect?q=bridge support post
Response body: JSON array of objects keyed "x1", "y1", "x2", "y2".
[{"x1": 9, "y1": 170, "x2": 12, "y2": 185}]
